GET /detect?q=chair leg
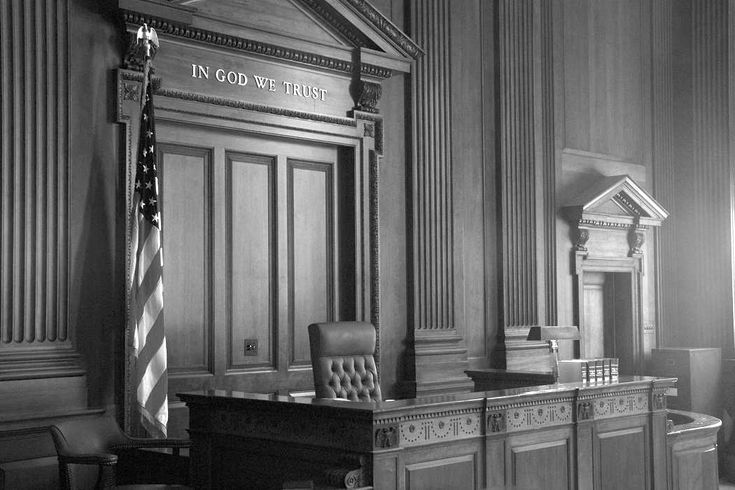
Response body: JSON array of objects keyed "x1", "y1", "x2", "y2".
[{"x1": 96, "y1": 464, "x2": 116, "y2": 490}]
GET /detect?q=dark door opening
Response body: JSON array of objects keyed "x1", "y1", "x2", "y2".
[{"x1": 582, "y1": 271, "x2": 636, "y2": 374}]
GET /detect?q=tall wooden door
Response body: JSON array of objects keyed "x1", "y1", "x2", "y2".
[{"x1": 155, "y1": 123, "x2": 345, "y2": 435}]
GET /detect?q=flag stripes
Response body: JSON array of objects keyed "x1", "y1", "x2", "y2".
[{"x1": 131, "y1": 71, "x2": 168, "y2": 438}]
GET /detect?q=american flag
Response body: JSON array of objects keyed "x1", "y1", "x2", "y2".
[{"x1": 131, "y1": 73, "x2": 168, "y2": 437}]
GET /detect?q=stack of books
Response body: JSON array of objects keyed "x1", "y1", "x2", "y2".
[{"x1": 558, "y1": 358, "x2": 619, "y2": 383}]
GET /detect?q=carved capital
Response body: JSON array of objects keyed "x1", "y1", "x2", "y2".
[
  {"x1": 576, "y1": 401, "x2": 593, "y2": 421},
  {"x1": 653, "y1": 392, "x2": 666, "y2": 410},
  {"x1": 351, "y1": 80, "x2": 382, "y2": 113},
  {"x1": 628, "y1": 227, "x2": 645, "y2": 255},
  {"x1": 374, "y1": 425, "x2": 398, "y2": 448},
  {"x1": 575, "y1": 228, "x2": 590, "y2": 252},
  {"x1": 487, "y1": 412, "x2": 505, "y2": 433}
]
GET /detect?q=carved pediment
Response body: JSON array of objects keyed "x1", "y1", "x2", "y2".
[
  {"x1": 564, "y1": 175, "x2": 669, "y2": 229},
  {"x1": 119, "y1": 0, "x2": 422, "y2": 76}
]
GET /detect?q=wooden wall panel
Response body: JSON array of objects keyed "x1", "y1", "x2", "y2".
[
  {"x1": 596, "y1": 427, "x2": 647, "y2": 490},
  {"x1": 562, "y1": 0, "x2": 645, "y2": 163},
  {"x1": 0, "y1": 0, "x2": 68, "y2": 349},
  {"x1": 404, "y1": 454, "x2": 476, "y2": 490},
  {"x1": 289, "y1": 160, "x2": 334, "y2": 366},
  {"x1": 228, "y1": 153, "x2": 275, "y2": 369},
  {"x1": 160, "y1": 147, "x2": 212, "y2": 373},
  {"x1": 666, "y1": 0, "x2": 734, "y2": 350},
  {"x1": 510, "y1": 439, "x2": 570, "y2": 490}
]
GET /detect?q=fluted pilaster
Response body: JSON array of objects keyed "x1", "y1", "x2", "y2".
[
  {"x1": 0, "y1": 0, "x2": 77, "y2": 377},
  {"x1": 411, "y1": 0, "x2": 453, "y2": 332},
  {"x1": 407, "y1": 0, "x2": 472, "y2": 395}
]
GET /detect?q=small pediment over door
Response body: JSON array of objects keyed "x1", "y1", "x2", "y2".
[{"x1": 564, "y1": 175, "x2": 669, "y2": 229}]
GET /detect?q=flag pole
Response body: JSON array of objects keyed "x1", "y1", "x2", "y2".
[{"x1": 136, "y1": 24, "x2": 158, "y2": 110}]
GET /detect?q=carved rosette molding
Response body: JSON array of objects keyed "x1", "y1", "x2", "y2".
[
  {"x1": 399, "y1": 413, "x2": 481, "y2": 447},
  {"x1": 120, "y1": 11, "x2": 393, "y2": 80},
  {"x1": 486, "y1": 395, "x2": 575, "y2": 433},
  {"x1": 0, "y1": 0, "x2": 74, "y2": 364},
  {"x1": 503, "y1": 402, "x2": 573, "y2": 432},
  {"x1": 575, "y1": 386, "x2": 651, "y2": 421},
  {"x1": 592, "y1": 393, "x2": 648, "y2": 419}
]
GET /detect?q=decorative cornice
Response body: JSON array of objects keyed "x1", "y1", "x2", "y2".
[
  {"x1": 376, "y1": 406, "x2": 482, "y2": 426},
  {"x1": 154, "y1": 87, "x2": 357, "y2": 126},
  {"x1": 578, "y1": 218, "x2": 649, "y2": 230},
  {"x1": 120, "y1": 11, "x2": 393, "y2": 79},
  {"x1": 298, "y1": 0, "x2": 378, "y2": 50},
  {"x1": 341, "y1": 0, "x2": 424, "y2": 59}
]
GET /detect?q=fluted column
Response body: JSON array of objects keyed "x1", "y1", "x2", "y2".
[
  {"x1": 0, "y1": 0, "x2": 82, "y2": 378},
  {"x1": 407, "y1": 0, "x2": 472, "y2": 395},
  {"x1": 494, "y1": 0, "x2": 557, "y2": 369},
  {"x1": 651, "y1": 0, "x2": 676, "y2": 346}
]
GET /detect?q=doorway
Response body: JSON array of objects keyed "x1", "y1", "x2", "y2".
[
  {"x1": 154, "y1": 122, "x2": 358, "y2": 435},
  {"x1": 581, "y1": 270, "x2": 638, "y2": 374}
]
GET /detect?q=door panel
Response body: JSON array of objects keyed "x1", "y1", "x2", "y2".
[
  {"x1": 228, "y1": 152, "x2": 276, "y2": 370},
  {"x1": 156, "y1": 123, "x2": 341, "y2": 436},
  {"x1": 289, "y1": 160, "x2": 334, "y2": 366},
  {"x1": 158, "y1": 145, "x2": 212, "y2": 375}
]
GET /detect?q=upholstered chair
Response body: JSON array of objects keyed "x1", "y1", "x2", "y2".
[
  {"x1": 49, "y1": 414, "x2": 191, "y2": 489},
  {"x1": 308, "y1": 321, "x2": 382, "y2": 402}
]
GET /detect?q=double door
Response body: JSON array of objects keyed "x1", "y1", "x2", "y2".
[{"x1": 155, "y1": 123, "x2": 349, "y2": 434}]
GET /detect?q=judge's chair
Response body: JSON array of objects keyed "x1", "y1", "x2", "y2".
[
  {"x1": 49, "y1": 414, "x2": 191, "y2": 489},
  {"x1": 308, "y1": 321, "x2": 382, "y2": 402}
]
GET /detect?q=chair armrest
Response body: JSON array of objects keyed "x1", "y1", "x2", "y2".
[{"x1": 58, "y1": 452, "x2": 118, "y2": 466}]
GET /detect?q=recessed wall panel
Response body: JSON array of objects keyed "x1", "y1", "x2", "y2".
[
  {"x1": 228, "y1": 153, "x2": 275, "y2": 369},
  {"x1": 563, "y1": 0, "x2": 645, "y2": 163},
  {"x1": 289, "y1": 160, "x2": 333, "y2": 366},
  {"x1": 159, "y1": 146, "x2": 211, "y2": 373}
]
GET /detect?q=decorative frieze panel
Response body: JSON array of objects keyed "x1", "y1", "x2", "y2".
[
  {"x1": 399, "y1": 412, "x2": 481, "y2": 447},
  {"x1": 487, "y1": 399, "x2": 574, "y2": 433},
  {"x1": 0, "y1": 0, "x2": 72, "y2": 362},
  {"x1": 592, "y1": 392, "x2": 648, "y2": 420}
]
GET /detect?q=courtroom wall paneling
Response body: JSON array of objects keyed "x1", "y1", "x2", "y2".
[
  {"x1": 552, "y1": 0, "x2": 660, "y2": 361},
  {"x1": 663, "y1": 0, "x2": 735, "y2": 352},
  {"x1": 450, "y1": 0, "x2": 500, "y2": 369},
  {"x1": 0, "y1": 0, "x2": 122, "y2": 485}
]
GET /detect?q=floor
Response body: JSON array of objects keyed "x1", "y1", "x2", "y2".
[{"x1": 722, "y1": 478, "x2": 735, "y2": 489}]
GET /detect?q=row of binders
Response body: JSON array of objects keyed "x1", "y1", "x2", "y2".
[{"x1": 558, "y1": 358, "x2": 619, "y2": 383}]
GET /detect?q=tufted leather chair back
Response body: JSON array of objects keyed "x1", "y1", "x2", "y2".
[{"x1": 308, "y1": 321, "x2": 382, "y2": 402}]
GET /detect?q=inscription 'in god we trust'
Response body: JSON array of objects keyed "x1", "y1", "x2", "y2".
[{"x1": 191, "y1": 64, "x2": 328, "y2": 101}]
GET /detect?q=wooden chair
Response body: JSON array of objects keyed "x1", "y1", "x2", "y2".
[
  {"x1": 308, "y1": 321, "x2": 382, "y2": 402},
  {"x1": 49, "y1": 414, "x2": 191, "y2": 489}
]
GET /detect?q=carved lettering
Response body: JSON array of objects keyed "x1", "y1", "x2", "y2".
[
  {"x1": 189, "y1": 63, "x2": 328, "y2": 102},
  {"x1": 192, "y1": 64, "x2": 209, "y2": 79}
]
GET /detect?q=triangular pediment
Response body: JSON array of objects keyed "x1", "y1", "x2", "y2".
[
  {"x1": 119, "y1": 0, "x2": 421, "y2": 74},
  {"x1": 564, "y1": 175, "x2": 669, "y2": 227}
]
